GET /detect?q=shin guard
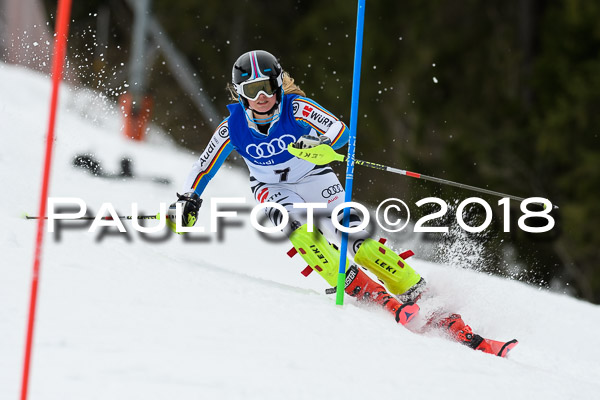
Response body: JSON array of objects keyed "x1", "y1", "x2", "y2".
[
  {"x1": 353, "y1": 238, "x2": 422, "y2": 296},
  {"x1": 289, "y1": 224, "x2": 346, "y2": 286}
]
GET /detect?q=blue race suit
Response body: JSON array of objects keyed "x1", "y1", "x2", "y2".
[{"x1": 182, "y1": 93, "x2": 348, "y2": 195}]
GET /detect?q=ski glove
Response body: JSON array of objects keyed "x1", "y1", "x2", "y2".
[
  {"x1": 292, "y1": 135, "x2": 332, "y2": 149},
  {"x1": 166, "y1": 192, "x2": 202, "y2": 233}
]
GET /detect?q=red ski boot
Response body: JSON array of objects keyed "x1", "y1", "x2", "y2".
[
  {"x1": 345, "y1": 265, "x2": 419, "y2": 325},
  {"x1": 437, "y1": 314, "x2": 518, "y2": 357}
]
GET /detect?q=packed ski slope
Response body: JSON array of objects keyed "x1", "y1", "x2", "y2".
[{"x1": 1, "y1": 63, "x2": 599, "y2": 400}]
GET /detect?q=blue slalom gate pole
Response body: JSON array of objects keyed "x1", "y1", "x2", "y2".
[{"x1": 336, "y1": 0, "x2": 366, "y2": 305}]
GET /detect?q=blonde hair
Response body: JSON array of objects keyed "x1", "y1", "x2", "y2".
[
  {"x1": 282, "y1": 72, "x2": 305, "y2": 96},
  {"x1": 227, "y1": 71, "x2": 305, "y2": 102}
]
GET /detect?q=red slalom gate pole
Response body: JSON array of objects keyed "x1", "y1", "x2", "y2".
[{"x1": 21, "y1": 1, "x2": 73, "y2": 399}]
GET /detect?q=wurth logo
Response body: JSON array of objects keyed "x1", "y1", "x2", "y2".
[
  {"x1": 309, "y1": 111, "x2": 333, "y2": 128},
  {"x1": 257, "y1": 188, "x2": 269, "y2": 203},
  {"x1": 267, "y1": 192, "x2": 282, "y2": 202},
  {"x1": 302, "y1": 105, "x2": 313, "y2": 117}
]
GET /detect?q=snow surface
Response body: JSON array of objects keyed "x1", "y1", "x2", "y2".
[{"x1": 1, "y1": 63, "x2": 599, "y2": 400}]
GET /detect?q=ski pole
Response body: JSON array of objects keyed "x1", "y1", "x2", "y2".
[
  {"x1": 335, "y1": 0, "x2": 366, "y2": 306},
  {"x1": 21, "y1": 1, "x2": 73, "y2": 398},
  {"x1": 288, "y1": 144, "x2": 558, "y2": 209},
  {"x1": 23, "y1": 214, "x2": 159, "y2": 220}
]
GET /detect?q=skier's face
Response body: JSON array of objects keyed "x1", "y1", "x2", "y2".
[{"x1": 248, "y1": 93, "x2": 276, "y2": 115}]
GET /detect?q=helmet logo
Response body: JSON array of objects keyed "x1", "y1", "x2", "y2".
[{"x1": 250, "y1": 51, "x2": 268, "y2": 80}]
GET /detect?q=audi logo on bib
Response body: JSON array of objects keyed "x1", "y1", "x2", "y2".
[
  {"x1": 246, "y1": 134, "x2": 296, "y2": 159},
  {"x1": 322, "y1": 184, "x2": 343, "y2": 198}
]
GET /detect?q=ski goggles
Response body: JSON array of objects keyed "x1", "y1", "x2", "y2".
[{"x1": 237, "y1": 78, "x2": 278, "y2": 101}]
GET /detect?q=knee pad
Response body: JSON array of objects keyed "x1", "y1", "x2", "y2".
[
  {"x1": 289, "y1": 224, "x2": 349, "y2": 286},
  {"x1": 353, "y1": 238, "x2": 422, "y2": 295}
]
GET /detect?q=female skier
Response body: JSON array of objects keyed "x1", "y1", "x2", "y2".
[{"x1": 166, "y1": 50, "x2": 516, "y2": 357}]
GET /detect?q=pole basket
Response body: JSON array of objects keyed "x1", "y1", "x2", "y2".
[{"x1": 119, "y1": 93, "x2": 153, "y2": 141}]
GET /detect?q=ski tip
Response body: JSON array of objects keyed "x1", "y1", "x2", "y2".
[{"x1": 498, "y1": 339, "x2": 519, "y2": 358}]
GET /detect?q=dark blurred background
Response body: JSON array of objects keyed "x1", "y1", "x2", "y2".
[{"x1": 4, "y1": 0, "x2": 599, "y2": 303}]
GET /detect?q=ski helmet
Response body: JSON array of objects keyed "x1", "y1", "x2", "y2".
[{"x1": 232, "y1": 50, "x2": 283, "y2": 111}]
